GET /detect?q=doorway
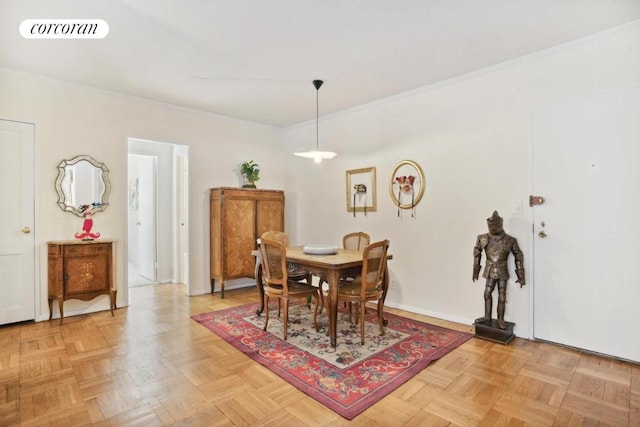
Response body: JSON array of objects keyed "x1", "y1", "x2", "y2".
[
  {"x1": 128, "y1": 153, "x2": 157, "y2": 286},
  {"x1": 531, "y1": 87, "x2": 640, "y2": 362},
  {"x1": 127, "y1": 139, "x2": 189, "y2": 292}
]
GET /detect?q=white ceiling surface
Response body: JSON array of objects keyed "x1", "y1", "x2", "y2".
[{"x1": 2, "y1": 0, "x2": 639, "y2": 128}]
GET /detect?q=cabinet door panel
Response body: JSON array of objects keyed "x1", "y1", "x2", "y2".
[
  {"x1": 256, "y1": 200, "x2": 284, "y2": 237},
  {"x1": 64, "y1": 255, "x2": 109, "y2": 295},
  {"x1": 224, "y1": 199, "x2": 255, "y2": 277}
]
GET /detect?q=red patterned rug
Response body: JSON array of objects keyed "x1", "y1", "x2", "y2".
[{"x1": 192, "y1": 303, "x2": 472, "y2": 420}]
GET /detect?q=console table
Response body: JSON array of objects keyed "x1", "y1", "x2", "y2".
[{"x1": 47, "y1": 239, "x2": 117, "y2": 325}]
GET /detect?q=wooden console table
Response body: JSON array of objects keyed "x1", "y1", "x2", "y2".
[{"x1": 47, "y1": 239, "x2": 117, "y2": 325}]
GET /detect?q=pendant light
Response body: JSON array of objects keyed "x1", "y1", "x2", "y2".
[{"x1": 294, "y1": 80, "x2": 337, "y2": 163}]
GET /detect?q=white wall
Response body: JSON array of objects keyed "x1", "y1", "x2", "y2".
[
  {"x1": 283, "y1": 22, "x2": 640, "y2": 338},
  {"x1": 0, "y1": 68, "x2": 285, "y2": 320}
]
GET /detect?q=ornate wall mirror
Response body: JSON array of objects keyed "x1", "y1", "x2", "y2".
[{"x1": 55, "y1": 155, "x2": 111, "y2": 217}]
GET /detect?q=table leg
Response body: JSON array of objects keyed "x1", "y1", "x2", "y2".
[
  {"x1": 255, "y1": 259, "x2": 265, "y2": 315},
  {"x1": 328, "y1": 269, "x2": 340, "y2": 347}
]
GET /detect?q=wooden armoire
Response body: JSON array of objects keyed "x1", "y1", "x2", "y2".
[{"x1": 210, "y1": 187, "x2": 284, "y2": 297}]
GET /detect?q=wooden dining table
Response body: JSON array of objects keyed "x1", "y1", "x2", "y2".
[{"x1": 253, "y1": 246, "x2": 391, "y2": 347}]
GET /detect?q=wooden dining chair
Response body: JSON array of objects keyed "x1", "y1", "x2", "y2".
[
  {"x1": 317, "y1": 231, "x2": 371, "y2": 314},
  {"x1": 343, "y1": 231, "x2": 371, "y2": 251},
  {"x1": 337, "y1": 239, "x2": 390, "y2": 345},
  {"x1": 259, "y1": 238, "x2": 320, "y2": 340},
  {"x1": 262, "y1": 230, "x2": 327, "y2": 312},
  {"x1": 261, "y1": 231, "x2": 312, "y2": 285}
]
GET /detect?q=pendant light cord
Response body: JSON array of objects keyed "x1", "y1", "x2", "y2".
[
  {"x1": 316, "y1": 85, "x2": 319, "y2": 151},
  {"x1": 312, "y1": 80, "x2": 323, "y2": 152}
]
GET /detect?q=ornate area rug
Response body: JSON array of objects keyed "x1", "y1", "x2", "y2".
[{"x1": 192, "y1": 303, "x2": 472, "y2": 420}]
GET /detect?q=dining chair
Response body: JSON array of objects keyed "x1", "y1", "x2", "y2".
[
  {"x1": 260, "y1": 231, "x2": 312, "y2": 284},
  {"x1": 317, "y1": 231, "x2": 371, "y2": 314},
  {"x1": 259, "y1": 238, "x2": 320, "y2": 340},
  {"x1": 343, "y1": 231, "x2": 371, "y2": 251},
  {"x1": 337, "y1": 239, "x2": 390, "y2": 345},
  {"x1": 260, "y1": 230, "x2": 317, "y2": 307}
]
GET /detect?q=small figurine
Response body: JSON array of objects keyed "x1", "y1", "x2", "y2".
[
  {"x1": 473, "y1": 211, "x2": 525, "y2": 329},
  {"x1": 75, "y1": 202, "x2": 102, "y2": 240},
  {"x1": 394, "y1": 175, "x2": 416, "y2": 217},
  {"x1": 353, "y1": 183, "x2": 367, "y2": 217}
]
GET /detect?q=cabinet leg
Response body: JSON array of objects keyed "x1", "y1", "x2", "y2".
[
  {"x1": 110, "y1": 289, "x2": 117, "y2": 316},
  {"x1": 58, "y1": 300, "x2": 64, "y2": 326},
  {"x1": 210, "y1": 278, "x2": 225, "y2": 298},
  {"x1": 48, "y1": 297, "x2": 53, "y2": 321}
]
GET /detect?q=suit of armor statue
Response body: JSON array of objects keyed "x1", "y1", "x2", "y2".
[{"x1": 473, "y1": 211, "x2": 525, "y2": 329}]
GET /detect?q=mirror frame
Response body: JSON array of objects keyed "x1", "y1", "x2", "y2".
[
  {"x1": 55, "y1": 154, "x2": 111, "y2": 217},
  {"x1": 389, "y1": 159, "x2": 425, "y2": 209}
]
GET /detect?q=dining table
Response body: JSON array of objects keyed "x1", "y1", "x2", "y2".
[{"x1": 253, "y1": 245, "x2": 391, "y2": 347}]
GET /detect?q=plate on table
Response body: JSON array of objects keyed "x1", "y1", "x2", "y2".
[{"x1": 303, "y1": 244, "x2": 338, "y2": 255}]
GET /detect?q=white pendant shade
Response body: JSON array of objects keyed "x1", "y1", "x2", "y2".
[{"x1": 293, "y1": 150, "x2": 337, "y2": 163}]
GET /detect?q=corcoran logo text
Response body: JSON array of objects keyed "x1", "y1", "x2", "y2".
[{"x1": 20, "y1": 19, "x2": 109, "y2": 39}]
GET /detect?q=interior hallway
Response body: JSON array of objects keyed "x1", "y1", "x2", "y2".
[{"x1": 127, "y1": 262, "x2": 157, "y2": 288}]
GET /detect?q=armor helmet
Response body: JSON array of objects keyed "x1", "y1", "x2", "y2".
[{"x1": 487, "y1": 210, "x2": 503, "y2": 225}]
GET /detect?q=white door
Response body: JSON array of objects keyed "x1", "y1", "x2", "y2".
[
  {"x1": 532, "y1": 88, "x2": 640, "y2": 362},
  {"x1": 0, "y1": 119, "x2": 35, "y2": 324},
  {"x1": 177, "y1": 150, "x2": 189, "y2": 286},
  {"x1": 137, "y1": 155, "x2": 157, "y2": 281}
]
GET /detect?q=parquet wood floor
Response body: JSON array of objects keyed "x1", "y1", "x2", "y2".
[{"x1": 0, "y1": 284, "x2": 638, "y2": 426}]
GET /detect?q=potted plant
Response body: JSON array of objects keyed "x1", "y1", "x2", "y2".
[{"x1": 240, "y1": 160, "x2": 260, "y2": 188}]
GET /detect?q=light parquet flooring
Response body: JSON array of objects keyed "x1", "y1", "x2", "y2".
[{"x1": 1, "y1": 284, "x2": 638, "y2": 426}]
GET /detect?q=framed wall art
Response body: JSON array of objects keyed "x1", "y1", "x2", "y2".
[
  {"x1": 128, "y1": 178, "x2": 139, "y2": 210},
  {"x1": 389, "y1": 160, "x2": 425, "y2": 217},
  {"x1": 346, "y1": 167, "x2": 376, "y2": 217}
]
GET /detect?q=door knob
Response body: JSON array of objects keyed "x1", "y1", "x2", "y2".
[
  {"x1": 22, "y1": 227, "x2": 31, "y2": 234},
  {"x1": 538, "y1": 230, "x2": 547, "y2": 238}
]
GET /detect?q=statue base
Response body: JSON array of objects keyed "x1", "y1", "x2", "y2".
[{"x1": 473, "y1": 319, "x2": 515, "y2": 345}]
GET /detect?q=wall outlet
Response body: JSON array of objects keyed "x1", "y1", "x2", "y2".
[{"x1": 512, "y1": 200, "x2": 523, "y2": 215}]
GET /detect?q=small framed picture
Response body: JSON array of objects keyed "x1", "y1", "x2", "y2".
[
  {"x1": 346, "y1": 167, "x2": 376, "y2": 216},
  {"x1": 128, "y1": 178, "x2": 139, "y2": 210}
]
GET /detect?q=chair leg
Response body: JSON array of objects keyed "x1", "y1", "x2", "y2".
[
  {"x1": 263, "y1": 295, "x2": 270, "y2": 331},
  {"x1": 360, "y1": 301, "x2": 366, "y2": 345},
  {"x1": 283, "y1": 298, "x2": 289, "y2": 340},
  {"x1": 318, "y1": 288, "x2": 325, "y2": 314},
  {"x1": 377, "y1": 299, "x2": 385, "y2": 337},
  {"x1": 314, "y1": 277, "x2": 325, "y2": 313},
  {"x1": 350, "y1": 303, "x2": 361, "y2": 326},
  {"x1": 354, "y1": 303, "x2": 359, "y2": 325},
  {"x1": 312, "y1": 290, "x2": 319, "y2": 331}
]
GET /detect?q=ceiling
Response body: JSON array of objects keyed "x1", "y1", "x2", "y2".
[{"x1": 1, "y1": 0, "x2": 639, "y2": 128}]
